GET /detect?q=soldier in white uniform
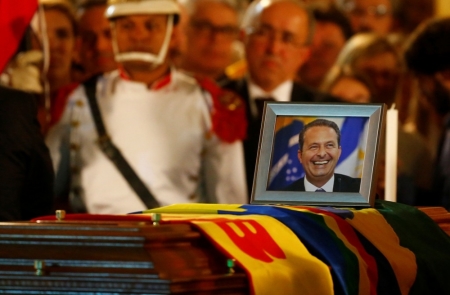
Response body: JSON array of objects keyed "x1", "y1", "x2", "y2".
[{"x1": 46, "y1": 0, "x2": 247, "y2": 214}]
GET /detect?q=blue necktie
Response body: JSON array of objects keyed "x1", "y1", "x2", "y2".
[{"x1": 315, "y1": 188, "x2": 326, "y2": 192}]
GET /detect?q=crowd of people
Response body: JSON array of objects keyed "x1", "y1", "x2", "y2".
[{"x1": 1, "y1": 0, "x2": 450, "y2": 220}]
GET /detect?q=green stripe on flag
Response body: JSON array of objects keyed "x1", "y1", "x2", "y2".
[{"x1": 376, "y1": 200, "x2": 450, "y2": 295}]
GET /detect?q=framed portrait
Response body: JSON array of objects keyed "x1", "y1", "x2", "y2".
[{"x1": 251, "y1": 102, "x2": 386, "y2": 207}]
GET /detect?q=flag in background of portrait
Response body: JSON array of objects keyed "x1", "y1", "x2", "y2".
[
  {"x1": 268, "y1": 116, "x2": 369, "y2": 190},
  {"x1": 0, "y1": 0, "x2": 38, "y2": 73}
]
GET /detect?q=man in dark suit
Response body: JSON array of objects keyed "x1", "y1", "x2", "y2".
[
  {"x1": 285, "y1": 118, "x2": 360, "y2": 193},
  {"x1": 404, "y1": 17, "x2": 450, "y2": 208},
  {"x1": 0, "y1": 86, "x2": 54, "y2": 221},
  {"x1": 223, "y1": 0, "x2": 338, "y2": 196}
]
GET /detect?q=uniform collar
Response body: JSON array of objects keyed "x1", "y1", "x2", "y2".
[{"x1": 118, "y1": 65, "x2": 172, "y2": 90}]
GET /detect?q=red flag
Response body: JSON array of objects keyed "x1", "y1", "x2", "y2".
[{"x1": 0, "y1": 0, "x2": 38, "y2": 73}]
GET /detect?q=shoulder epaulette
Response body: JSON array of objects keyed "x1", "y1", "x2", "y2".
[{"x1": 196, "y1": 77, "x2": 247, "y2": 143}]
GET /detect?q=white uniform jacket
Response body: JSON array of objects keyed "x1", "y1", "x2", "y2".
[{"x1": 46, "y1": 69, "x2": 247, "y2": 214}]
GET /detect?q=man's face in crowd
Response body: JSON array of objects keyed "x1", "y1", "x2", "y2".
[
  {"x1": 113, "y1": 14, "x2": 169, "y2": 71},
  {"x1": 78, "y1": 5, "x2": 116, "y2": 75},
  {"x1": 42, "y1": 9, "x2": 75, "y2": 82},
  {"x1": 169, "y1": 3, "x2": 188, "y2": 67},
  {"x1": 184, "y1": 0, "x2": 239, "y2": 77},
  {"x1": 299, "y1": 21, "x2": 346, "y2": 87},
  {"x1": 298, "y1": 125, "x2": 341, "y2": 186},
  {"x1": 354, "y1": 51, "x2": 399, "y2": 104},
  {"x1": 244, "y1": 1, "x2": 311, "y2": 92},
  {"x1": 343, "y1": 0, "x2": 393, "y2": 36}
]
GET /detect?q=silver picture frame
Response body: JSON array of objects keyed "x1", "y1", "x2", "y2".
[{"x1": 251, "y1": 102, "x2": 386, "y2": 207}]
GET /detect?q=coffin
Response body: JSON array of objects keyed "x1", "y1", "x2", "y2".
[
  {"x1": 0, "y1": 216, "x2": 248, "y2": 294},
  {"x1": 1, "y1": 201, "x2": 450, "y2": 295}
]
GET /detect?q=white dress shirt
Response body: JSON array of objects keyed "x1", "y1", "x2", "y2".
[
  {"x1": 247, "y1": 79, "x2": 293, "y2": 118},
  {"x1": 304, "y1": 175, "x2": 335, "y2": 192}
]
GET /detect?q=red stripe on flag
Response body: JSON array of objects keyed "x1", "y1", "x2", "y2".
[
  {"x1": 0, "y1": 0, "x2": 38, "y2": 73},
  {"x1": 301, "y1": 206, "x2": 379, "y2": 295}
]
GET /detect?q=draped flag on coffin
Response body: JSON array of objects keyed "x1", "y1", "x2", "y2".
[{"x1": 145, "y1": 201, "x2": 450, "y2": 295}]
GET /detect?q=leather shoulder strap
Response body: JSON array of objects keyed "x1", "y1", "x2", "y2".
[{"x1": 83, "y1": 75, "x2": 160, "y2": 209}]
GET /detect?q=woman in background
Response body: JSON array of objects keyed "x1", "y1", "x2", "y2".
[
  {"x1": 33, "y1": 0, "x2": 78, "y2": 134},
  {"x1": 324, "y1": 34, "x2": 433, "y2": 204},
  {"x1": 321, "y1": 66, "x2": 373, "y2": 103}
]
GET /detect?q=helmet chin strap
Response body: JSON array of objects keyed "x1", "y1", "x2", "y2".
[{"x1": 111, "y1": 15, "x2": 174, "y2": 68}]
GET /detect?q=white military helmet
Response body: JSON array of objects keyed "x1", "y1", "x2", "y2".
[
  {"x1": 105, "y1": 0, "x2": 179, "y2": 18},
  {"x1": 105, "y1": 0, "x2": 180, "y2": 66}
]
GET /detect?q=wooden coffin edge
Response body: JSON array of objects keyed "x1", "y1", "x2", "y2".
[{"x1": 417, "y1": 206, "x2": 450, "y2": 236}]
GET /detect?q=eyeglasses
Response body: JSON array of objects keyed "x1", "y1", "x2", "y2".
[
  {"x1": 343, "y1": 3, "x2": 391, "y2": 18},
  {"x1": 190, "y1": 20, "x2": 239, "y2": 39},
  {"x1": 247, "y1": 24, "x2": 305, "y2": 48}
]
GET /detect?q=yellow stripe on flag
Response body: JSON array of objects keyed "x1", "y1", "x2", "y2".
[
  {"x1": 347, "y1": 209, "x2": 416, "y2": 295},
  {"x1": 144, "y1": 203, "x2": 246, "y2": 215},
  {"x1": 158, "y1": 213, "x2": 334, "y2": 295}
]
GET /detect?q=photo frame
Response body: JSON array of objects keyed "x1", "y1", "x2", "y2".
[{"x1": 251, "y1": 102, "x2": 385, "y2": 207}]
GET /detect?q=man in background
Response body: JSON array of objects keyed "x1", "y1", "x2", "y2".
[
  {"x1": 0, "y1": 86, "x2": 54, "y2": 221},
  {"x1": 46, "y1": 0, "x2": 247, "y2": 214},
  {"x1": 76, "y1": 0, "x2": 117, "y2": 79},
  {"x1": 336, "y1": 0, "x2": 395, "y2": 35},
  {"x1": 224, "y1": 0, "x2": 337, "y2": 195},
  {"x1": 177, "y1": 0, "x2": 241, "y2": 84},
  {"x1": 404, "y1": 17, "x2": 450, "y2": 208},
  {"x1": 297, "y1": 3, "x2": 353, "y2": 89}
]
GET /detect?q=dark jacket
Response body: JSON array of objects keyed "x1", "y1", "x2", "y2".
[
  {"x1": 284, "y1": 173, "x2": 361, "y2": 193},
  {"x1": 0, "y1": 86, "x2": 54, "y2": 221}
]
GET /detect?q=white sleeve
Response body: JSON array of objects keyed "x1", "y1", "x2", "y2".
[{"x1": 202, "y1": 137, "x2": 248, "y2": 204}]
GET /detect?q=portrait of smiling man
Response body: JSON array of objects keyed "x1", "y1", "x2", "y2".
[{"x1": 285, "y1": 118, "x2": 361, "y2": 192}]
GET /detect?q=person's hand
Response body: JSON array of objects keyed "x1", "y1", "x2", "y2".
[{"x1": 7, "y1": 50, "x2": 43, "y2": 93}]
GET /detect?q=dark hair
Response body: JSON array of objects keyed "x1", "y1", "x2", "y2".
[
  {"x1": 77, "y1": 0, "x2": 107, "y2": 11},
  {"x1": 298, "y1": 119, "x2": 341, "y2": 151},
  {"x1": 394, "y1": 0, "x2": 435, "y2": 34},
  {"x1": 404, "y1": 17, "x2": 450, "y2": 75},
  {"x1": 311, "y1": 3, "x2": 353, "y2": 40}
]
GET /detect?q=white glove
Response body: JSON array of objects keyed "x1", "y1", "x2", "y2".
[{"x1": 6, "y1": 50, "x2": 43, "y2": 93}]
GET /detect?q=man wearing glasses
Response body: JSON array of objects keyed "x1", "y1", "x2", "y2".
[
  {"x1": 337, "y1": 0, "x2": 394, "y2": 35},
  {"x1": 177, "y1": 0, "x2": 241, "y2": 84},
  {"x1": 224, "y1": 0, "x2": 337, "y2": 196}
]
